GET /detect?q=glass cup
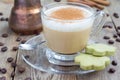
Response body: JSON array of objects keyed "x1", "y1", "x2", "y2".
[{"x1": 41, "y1": 2, "x2": 106, "y2": 61}]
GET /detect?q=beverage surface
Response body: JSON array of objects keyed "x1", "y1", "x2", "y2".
[
  {"x1": 49, "y1": 7, "x2": 85, "y2": 20},
  {"x1": 43, "y1": 5, "x2": 93, "y2": 32},
  {"x1": 45, "y1": 6, "x2": 92, "y2": 20},
  {"x1": 42, "y1": 5, "x2": 94, "y2": 53}
]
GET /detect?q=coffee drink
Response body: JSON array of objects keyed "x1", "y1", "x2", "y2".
[{"x1": 42, "y1": 5, "x2": 94, "y2": 54}]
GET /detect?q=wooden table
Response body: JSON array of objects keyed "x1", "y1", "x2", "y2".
[{"x1": 0, "y1": 0, "x2": 120, "y2": 80}]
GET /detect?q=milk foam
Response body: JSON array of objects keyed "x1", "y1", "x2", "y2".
[{"x1": 42, "y1": 5, "x2": 94, "y2": 32}]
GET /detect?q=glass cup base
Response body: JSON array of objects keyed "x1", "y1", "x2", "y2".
[
  {"x1": 46, "y1": 48, "x2": 80, "y2": 66},
  {"x1": 46, "y1": 48, "x2": 80, "y2": 61},
  {"x1": 45, "y1": 38, "x2": 95, "y2": 66}
]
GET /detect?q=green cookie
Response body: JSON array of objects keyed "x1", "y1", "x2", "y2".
[
  {"x1": 85, "y1": 44, "x2": 116, "y2": 56},
  {"x1": 75, "y1": 53, "x2": 110, "y2": 71}
]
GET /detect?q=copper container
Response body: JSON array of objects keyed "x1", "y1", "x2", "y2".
[{"x1": 9, "y1": 0, "x2": 42, "y2": 35}]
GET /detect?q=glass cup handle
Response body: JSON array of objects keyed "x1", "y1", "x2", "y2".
[{"x1": 91, "y1": 11, "x2": 107, "y2": 37}]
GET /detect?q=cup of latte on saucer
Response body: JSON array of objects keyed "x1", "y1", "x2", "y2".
[{"x1": 41, "y1": 2, "x2": 106, "y2": 63}]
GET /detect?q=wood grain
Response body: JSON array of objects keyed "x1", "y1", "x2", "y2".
[
  {"x1": 0, "y1": 2, "x2": 17, "y2": 80},
  {"x1": 107, "y1": 0, "x2": 120, "y2": 31},
  {"x1": 0, "y1": 0, "x2": 120, "y2": 80},
  {"x1": 0, "y1": 0, "x2": 14, "y2": 4}
]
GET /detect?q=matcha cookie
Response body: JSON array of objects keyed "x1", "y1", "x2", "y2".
[
  {"x1": 86, "y1": 44, "x2": 116, "y2": 56},
  {"x1": 75, "y1": 53, "x2": 110, "y2": 71}
]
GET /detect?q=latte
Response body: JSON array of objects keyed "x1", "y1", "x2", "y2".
[{"x1": 42, "y1": 5, "x2": 94, "y2": 54}]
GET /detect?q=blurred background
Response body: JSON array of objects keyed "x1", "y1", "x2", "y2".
[{"x1": 0, "y1": 0, "x2": 66, "y2": 4}]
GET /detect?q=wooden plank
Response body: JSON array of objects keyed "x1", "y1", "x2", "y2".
[
  {"x1": 41, "y1": 0, "x2": 66, "y2": 5},
  {"x1": 106, "y1": 1, "x2": 120, "y2": 79},
  {"x1": 0, "y1": 2, "x2": 17, "y2": 80},
  {"x1": 0, "y1": 2, "x2": 34, "y2": 80},
  {"x1": 107, "y1": 0, "x2": 120, "y2": 30},
  {"x1": 0, "y1": 0, "x2": 14, "y2": 4}
]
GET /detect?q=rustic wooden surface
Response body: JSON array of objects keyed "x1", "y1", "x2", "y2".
[{"x1": 0, "y1": 0, "x2": 120, "y2": 80}]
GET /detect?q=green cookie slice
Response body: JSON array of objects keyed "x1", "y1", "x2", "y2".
[
  {"x1": 85, "y1": 44, "x2": 116, "y2": 56},
  {"x1": 75, "y1": 53, "x2": 110, "y2": 71}
]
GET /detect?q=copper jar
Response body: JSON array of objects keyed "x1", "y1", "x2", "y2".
[{"x1": 9, "y1": 0, "x2": 42, "y2": 35}]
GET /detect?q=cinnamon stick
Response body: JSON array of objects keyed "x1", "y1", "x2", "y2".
[
  {"x1": 90, "y1": 0, "x2": 110, "y2": 6},
  {"x1": 67, "y1": 0, "x2": 94, "y2": 7},
  {"x1": 84, "y1": 0, "x2": 104, "y2": 10}
]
